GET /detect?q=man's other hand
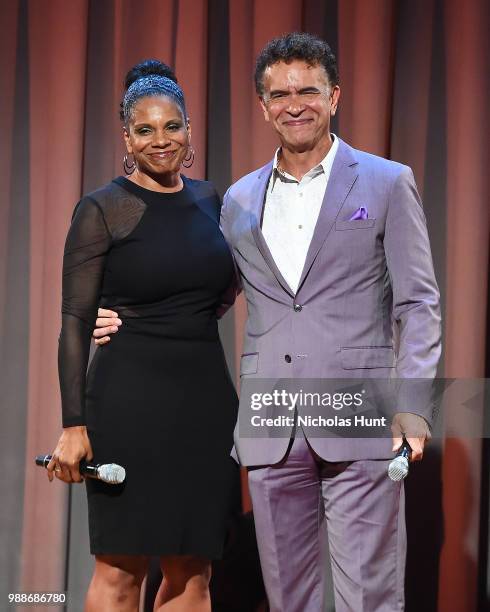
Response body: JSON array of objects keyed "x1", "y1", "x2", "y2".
[
  {"x1": 391, "y1": 412, "x2": 431, "y2": 461},
  {"x1": 93, "y1": 308, "x2": 121, "y2": 345}
]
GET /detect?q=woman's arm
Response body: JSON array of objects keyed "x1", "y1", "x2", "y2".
[{"x1": 49, "y1": 197, "x2": 111, "y2": 483}]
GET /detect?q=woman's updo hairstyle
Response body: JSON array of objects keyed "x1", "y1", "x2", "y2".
[{"x1": 120, "y1": 59, "x2": 187, "y2": 124}]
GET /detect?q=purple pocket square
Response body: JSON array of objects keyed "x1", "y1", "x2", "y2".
[{"x1": 349, "y1": 206, "x2": 368, "y2": 221}]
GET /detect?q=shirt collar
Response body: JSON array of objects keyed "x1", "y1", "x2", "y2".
[{"x1": 271, "y1": 133, "x2": 339, "y2": 189}]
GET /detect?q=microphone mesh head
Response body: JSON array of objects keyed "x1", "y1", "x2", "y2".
[
  {"x1": 388, "y1": 456, "x2": 409, "y2": 482},
  {"x1": 98, "y1": 463, "x2": 126, "y2": 484}
]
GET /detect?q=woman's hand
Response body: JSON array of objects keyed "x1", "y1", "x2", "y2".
[
  {"x1": 47, "y1": 426, "x2": 94, "y2": 483},
  {"x1": 92, "y1": 308, "x2": 121, "y2": 345}
]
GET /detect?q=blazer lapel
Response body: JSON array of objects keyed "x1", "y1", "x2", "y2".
[
  {"x1": 296, "y1": 139, "x2": 359, "y2": 293},
  {"x1": 249, "y1": 162, "x2": 295, "y2": 298}
]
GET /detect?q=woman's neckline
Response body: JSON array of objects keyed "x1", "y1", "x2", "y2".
[{"x1": 114, "y1": 175, "x2": 188, "y2": 198}]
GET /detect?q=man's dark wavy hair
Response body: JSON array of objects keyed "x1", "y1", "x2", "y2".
[{"x1": 254, "y1": 32, "x2": 339, "y2": 97}]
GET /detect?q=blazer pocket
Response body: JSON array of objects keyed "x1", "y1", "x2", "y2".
[
  {"x1": 335, "y1": 219, "x2": 376, "y2": 231},
  {"x1": 341, "y1": 346, "x2": 395, "y2": 369},
  {"x1": 240, "y1": 352, "x2": 259, "y2": 376}
]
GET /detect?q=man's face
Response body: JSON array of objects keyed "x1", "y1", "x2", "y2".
[{"x1": 259, "y1": 60, "x2": 339, "y2": 153}]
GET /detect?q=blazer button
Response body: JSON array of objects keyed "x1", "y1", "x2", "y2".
[
  {"x1": 293, "y1": 304, "x2": 302, "y2": 312},
  {"x1": 285, "y1": 354, "x2": 292, "y2": 363}
]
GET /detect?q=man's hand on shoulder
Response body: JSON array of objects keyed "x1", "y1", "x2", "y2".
[
  {"x1": 93, "y1": 308, "x2": 121, "y2": 345},
  {"x1": 391, "y1": 412, "x2": 432, "y2": 462}
]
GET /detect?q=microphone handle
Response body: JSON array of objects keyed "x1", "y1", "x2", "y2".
[
  {"x1": 35, "y1": 455, "x2": 100, "y2": 479},
  {"x1": 79, "y1": 460, "x2": 100, "y2": 479},
  {"x1": 397, "y1": 444, "x2": 412, "y2": 460},
  {"x1": 35, "y1": 455, "x2": 51, "y2": 468}
]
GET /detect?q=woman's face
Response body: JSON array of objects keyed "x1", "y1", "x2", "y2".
[{"x1": 123, "y1": 95, "x2": 190, "y2": 178}]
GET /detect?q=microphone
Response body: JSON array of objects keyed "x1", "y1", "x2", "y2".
[
  {"x1": 35, "y1": 455, "x2": 126, "y2": 484},
  {"x1": 388, "y1": 441, "x2": 412, "y2": 482}
]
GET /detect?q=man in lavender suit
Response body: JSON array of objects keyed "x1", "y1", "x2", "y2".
[
  {"x1": 95, "y1": 33, "x2": 441, "y2": 612},
  {"x1": 219, "y1": 33, "x2": 440, "y2": 612}
]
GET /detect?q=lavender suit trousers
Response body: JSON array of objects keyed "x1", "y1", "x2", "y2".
[{"x1": 248, "y1": 437, "x2": 406, "y2": 612}]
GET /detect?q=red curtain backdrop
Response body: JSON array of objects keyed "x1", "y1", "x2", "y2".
[
  {"x1": 440, "y1": 2, "x2": 489, "y2": 610},
  {"x1": 1, "y1": 1, "x2": 489, "y2": 610}
]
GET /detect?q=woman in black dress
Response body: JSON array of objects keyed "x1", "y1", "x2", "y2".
[{"x1": 47, "y1": 61, "x2": 238, "y2": 611}]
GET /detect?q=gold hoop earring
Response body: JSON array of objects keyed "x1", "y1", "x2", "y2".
[
  {"x1": 123, "y1": 153, "x2": 136, "y2": 174},
  {"x1": 182, "y1": 146, "x2": 195, "y2": 169}
]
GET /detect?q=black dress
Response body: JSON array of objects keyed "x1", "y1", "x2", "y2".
[{"x1": 58, "y1": 176, "x2": 238, "y2": 557}]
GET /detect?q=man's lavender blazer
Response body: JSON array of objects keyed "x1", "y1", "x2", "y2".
[{"x1": 220, "y1": 138, "x2": 441, "y2": 466}]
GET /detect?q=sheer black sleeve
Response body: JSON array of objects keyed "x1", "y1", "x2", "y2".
[{"x1": 58, "y1": 197, "x2": 111, "y2": 427}]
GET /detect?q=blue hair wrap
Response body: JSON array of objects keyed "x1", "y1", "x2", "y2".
[{"x1": 123, "y1": 75, "x2": 187, "y2": 122}]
